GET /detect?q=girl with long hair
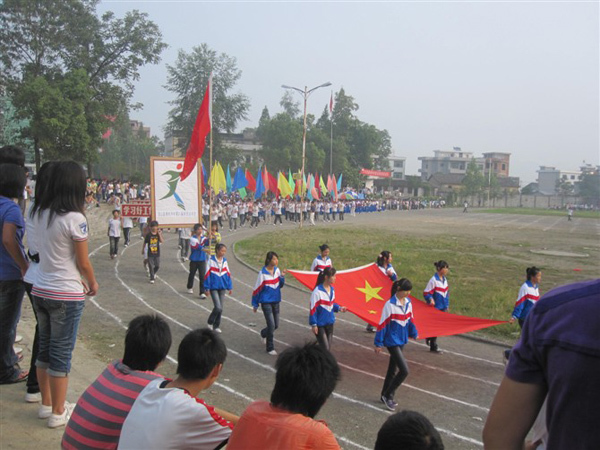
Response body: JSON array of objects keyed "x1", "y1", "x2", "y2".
[
  {"x1": 309, "y1": 267, "x2": 347, "y2": 351},
  {"x1": 31, "y1": 161, "x2": 98, "y2": 428}
]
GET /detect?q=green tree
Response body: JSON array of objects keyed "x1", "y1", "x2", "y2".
[
  {"x1": 577, "y1": 172, "x2": 600, "y2": 200},
  {"x1": 1, "y1": 0, "x2": 167, "y2": 172},
  {"x1": 165, "y1": 44, "x2": 250, "y2": 156},
  {"x1": 279, "y1": 91, "x2": 300, "y2": 119},
  {"x1": 555, "y1": 177, "x2": 574, "y2": 196},
  {"x1": 462, "y1": 159, "x2": 485, "y2": 196}
]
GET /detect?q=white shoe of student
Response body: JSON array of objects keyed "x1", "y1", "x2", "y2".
[
  {"x1": 38, "y1": 404, "x2": 52, "y2": 419},
  {"x1": 47, "y1": 402, "x2": 74, "y2": 428},
  {"x1": 187, "y1": 289, "x2": 194, "y2": 294},
  {"x1": 267, "y1": 350, "x2": 277, "y2": 356},
  {"x1": 213, "y1": 328, "x2": 222, "y2": 334},
  {"x1": 25, "y1": 392, "x2": 41, "y2": 403}
]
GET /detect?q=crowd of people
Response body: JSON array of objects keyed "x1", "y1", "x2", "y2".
[{"x1": 1, "y1": 146, "x2": 598, "y2": 449}]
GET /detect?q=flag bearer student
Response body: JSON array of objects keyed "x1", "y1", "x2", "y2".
[
  {"x1": 204, "y1": 244, "x2": 232, "y2": 333},
  {"x1": 143, "y1": 221, "x2": 163, "y2": 284},
  {"x1": 423, "y1": 260, "x2": 450, "y2": 353},
  {"x1": 375, "y1": 278, "x2": 418, "y2": 411},
  {"x1": 252, "y1": 251, "x2": 286, "y2": 355},
  {"x1": 61, "y1": 315, "x2": 172, "y2": 450},
  {"x1": 187, "y1": 224, "x2": 209, "y2": 298},
  {"x1": 311, "y1": 244, "x2": 332, "y2": 272},
  {"x1": 366, "y1": 251, "x2": 398, "y2": 333},
  {"x1": 107, "y1": 210, "x2": 121, "y2": 259},
  {"x1": 309, "y1": 267, "x2": 347, "y2": 351},
  {"x1": 118, "y1": 328, "x2": 238, "y2": 450}
]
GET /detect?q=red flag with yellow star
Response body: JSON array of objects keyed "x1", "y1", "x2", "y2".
[{"x1": 287, "y1": 263, "x2": 506, "y2": 338}]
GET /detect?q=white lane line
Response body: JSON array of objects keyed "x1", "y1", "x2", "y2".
[
  {"x1": 172, "y1": 252, "x2": 494, "y2": 411},
  {"x1": 492, "y1": 216, "x2": 521, "y2": 228},
  {"x1": 542, "y1": 217, "x2": 563, "y2": 231},
  {"x1": 89, "y1": 242, "x2": 109, "y2": 257},
  {"x1": 518, "y1": 217, "x2": 543, "y2": 230}
]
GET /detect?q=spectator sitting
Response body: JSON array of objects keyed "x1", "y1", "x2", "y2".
[
  {"x1": 483, "y1": 279, "x2": 600, "y2": 450},
  {"x1": 227, "y1": 342, "x2": 341, "y2": 450},
  {"x1": 375, "y1": 410, "x2": 444, "y2": 450},
  {"x1": 61, "y1": 314, "x2": 172, "y2": 449},
  {"x1": 118, "y1": 328, "x2": 238, "y2": 450}
]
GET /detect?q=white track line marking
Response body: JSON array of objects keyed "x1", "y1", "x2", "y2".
[{"x1": 542, "y1": 217, "x2": 563, "y2": 231}]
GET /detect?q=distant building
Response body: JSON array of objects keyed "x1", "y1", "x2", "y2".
[
  {"x1": 130, "y1": 120, "x2": 151, "y2": 139},
  {"x1": 163, "y1": 130, "x2": 185, "y2": 157},
  {"x1": 219, "y1": 128, "x2": 262, "y2": 165},
  {"x1": 536, "y1": 165, "x2": 594, "y2": 195},
  {"x1": 428, "y1": 173, "x2": 520, "y2": 196},
  {"x1": 387, "y1": 154, "x2": 406, "y2": 180},
  {"x1": 418, "y1": 147, "x2": 511, "y2": 181}
]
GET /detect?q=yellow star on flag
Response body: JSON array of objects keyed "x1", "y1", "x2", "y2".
[{"x1": 356, "y1": 280, "x2": 384, "y2": 303}]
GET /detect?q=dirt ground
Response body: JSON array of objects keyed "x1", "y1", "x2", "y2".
[{"x1": 1, "y1": 206, "x2": 598, "y2": 449}]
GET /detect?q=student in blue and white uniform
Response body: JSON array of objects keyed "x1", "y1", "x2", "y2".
[
  {"x1": 310, "y1": 244, "x2": 332, "y2": 272},
  {"x1": 503, "y1": 266, "x2": 542, "y2": 362},
  {"x1": 366, "y1": 250, "x2": 399, "y2": 333},
  {"x1": 510, "y1": 266, "x2": 541, "y2": 327},
  {"x1": 252, "y1": 252, "x2": 286, "y2": 355},
  {"x1": 309, "y1": 267, "x2": 346, "y2": 351},
  {"x1": 374, "y1": 278, "x2": 418, "y2": 411},
  {"x1": 423, "y1": 260, "x2": 449, "y2": 353},
  {"x1": 204, "y1": 243, "x2": 232, "y2": 333}
]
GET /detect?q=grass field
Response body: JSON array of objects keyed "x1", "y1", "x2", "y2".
[
  {"x1": 236, "y1": 225, "x2": 595, "y2": 341},
  {"x1": 476, "y1": 207, "x2": 600, "y2": 219}
]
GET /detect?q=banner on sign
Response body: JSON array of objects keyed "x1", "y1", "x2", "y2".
[
  {"x1": 150, "y1": 157, "x2": 201, "y2": 227},
  {"x1": 359, "y1": 168, "x2": 392, "y2": 178},
  {"x1": 121, "y1": 201, "x2": 152, "y2": 218}
]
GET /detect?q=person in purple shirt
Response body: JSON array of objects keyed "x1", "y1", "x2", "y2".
[{"x1": 483, "y1": 279, "x2": 600, "y2": 450}]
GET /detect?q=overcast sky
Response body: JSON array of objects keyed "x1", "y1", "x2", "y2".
[{"x1": 98, "y1": 0, "x2": 599, "y2": 185}]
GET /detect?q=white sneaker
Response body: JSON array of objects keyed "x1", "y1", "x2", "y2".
[
  {"x1": 267, "y1": 350, "x2": 277, "y2": 356},
  {"x1": 25, "y1": 392, "x2": 41, "y2": 403},
  {"x1": 15, "y1": 334, "x2": 23, "y2": 343},
  {"x1": 187, "y1": 288, "x2": 194, "y2": 294},
  {"x1": 213, "y1": 328, "x2": 222, "y2": 333},
  {"x1": 149, "y1": 280, "x2": 155, "y2": 284},
  {"x1": 13, "y1": 346, "x2": 23, "y2": 354},
  {"x1": 38, "y1": 404, "x2": 52, "y2": 419},
  {"x1": 199, "y1": 293, "x2": 207, "y2": 299},
  {"x1": 47, "y1": 402, "x2": 74, "y2": 428}
]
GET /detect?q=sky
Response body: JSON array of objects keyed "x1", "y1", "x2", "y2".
[{"x1": 97, "y1": 0, "x2": 599, "y2": 185}]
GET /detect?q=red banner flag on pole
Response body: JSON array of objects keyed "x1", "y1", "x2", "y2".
[
  {"x1": 287, "y1": 264, "x2": 506, "y2": 338},
  {"x1": 245, "y1": 169, "x2": 256, "y2": 192},
  {"x1": 180, "y1": 74, "x2": 212, "y2": 182}
]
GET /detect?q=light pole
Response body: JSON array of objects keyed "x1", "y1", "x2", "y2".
[{"x1": 281, "y1": 82, "x2": 331, "y2": 227}]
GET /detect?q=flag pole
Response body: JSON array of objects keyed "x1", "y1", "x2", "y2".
[
  {"x1": 329, "y1": 90, "x2": 333, "y2": 176},
  {"x1": 208, "y1": 75, "x2": 213, "y2": 230}
]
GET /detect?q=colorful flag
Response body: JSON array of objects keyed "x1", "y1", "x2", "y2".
[
  {"x1": 209, "y1": 161, "x2": 227, "y2": 193},
  {"x1": 262, "y1": 167, "x2": 269, "y2": 193},
  {"x1": 232, "y1": 167, "x2": 248, "y2": 191},
  {"x1": 278, "y1": 171, "x2": 293, "y2": 198},
  {"x1": 180, "y1": 74, "x2": 212, "y2": 182},
  {"x1": 226, "y1": 165, "x2": 232, "y2": 193},
  {"x1": 288, "y1": 170, "x2": 294, "y2": 190},
  {"x1": 337, "y1": 173, "x2": 343, "y2": 192},
  {"x1": 319, "y1": 175, "x2": 328, "y2": 195},
  {"x1": 331, "y1": 174, "x2": 338, "y2": 200},
  {"x1": 266, "y1": 169, "x2": 278, "y2": 195},
  {"x1": 245, "y1": 169, "x2": 256, "y2": 192},
  {"x1": 239, "y1": 187, "x2": 247, "y2": 199},
  {"x1": 287, "y1": 264, "x2": 507, "y2": 337},
  {"x1": 254, "y1": 167, "x2": 265, "y2": 199}
]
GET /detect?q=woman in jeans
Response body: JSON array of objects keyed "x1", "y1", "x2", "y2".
[
  {"x1": 205, "y1": 243, "x2": 232, "y2": 333},
  {"x1": 252, "y1": 252, "x2": 286, "y2": 356},
  {"x1": 31, "y1": 161, "x2": 99, "y2": 428}
]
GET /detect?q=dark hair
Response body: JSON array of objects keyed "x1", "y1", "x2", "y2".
[
  {"x1": 0, "y1": 164, "x2": 27, "y2": 199},
  {"x1": 391, "y1": 278, "x2": 413, "y2": 298},
  {"x1": 30, "y1": 162, "x2": 56, "y2": 218},
  {"x1": 526, "y1": 266, "x2": 541, "y2": 281},
  {"x1": 211, "y1": 221, "x2": 219, "y2": 231},
  {"x1": 112, "y1": 209, "x2": 120, "y2": 215},
  {"x1": 215, "y1": 243, "x2": 226, "y2": 253},
  {"x1": 265, "y1": 251, "x2": 279, "y2": 267},
  {"x1": 319, "y1": 244, "x2": 330, "y2": 253},
  {"x1": 375, "y1": 410, "x2": 444, "y2": 450},
  {"x1": 434, "y1": 260, "x2": 449, "y2": 271},
  {"x1": 0, "y1": 145, "x2": 25, "y2": 166},
  {"x1": 377, "y1": 251, "x2": 392, "y2": 267},
  {"x1": 42, "y1": 161, "x2": 86, "y2": 225},
  {"x1": 149, "y1": 220, "x2": 159, "y2": 227},
  {"x1": 315, "y1": 266, "x2": 336, "y2": 289},
  {"x1": 193, "y1": 223, "x2": 202, "y2": 232},
  {"x1": 270, "y1": 342, "x2": 340, "y2": 418},
  {"x1": 177, "y1": 328, "x2": 227, "y2": 380},
  {"x1": 123, "y1": 315, "x2": 172, "y2": 371}
]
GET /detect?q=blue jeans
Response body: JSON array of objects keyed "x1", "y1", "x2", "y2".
[
  {"x1": 33, "y1": 296, "x2": 84, "y2": 377},
  {"x1": 208, "y1": 290, "x2": 226, "y2": 328},
  {"x1": 260, "y1": 302, "x2": 280, "y2": 352},
  {"x1": 0, "y1": 280, "x2": 25, "y2": 382}
]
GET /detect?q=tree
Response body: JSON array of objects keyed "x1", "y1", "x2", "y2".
[
  {"x1": 555, "y1": 177, "x2": 574, "y2": 196},
  {"x1": 279, "y1": 91, "x2": 300, "y2": 118},
  {"x1": 165, "y1": 44, "x2": 250, "y2": 155},
  {"x1": 578, "y1": 172, "x2": 600, "y2": 200},
  {"x1": 1, "y1": 0, "x2": 167, "y2": 172},
  {"x1": 462, "y1": 159, "x2": 485, "y2": 196}
]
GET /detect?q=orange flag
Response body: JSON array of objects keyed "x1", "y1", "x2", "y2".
[{"x1": 287, "y1": 263, "x2": 506, "y2": 338}]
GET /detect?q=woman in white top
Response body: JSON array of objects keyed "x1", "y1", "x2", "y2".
[{"x1": 31, "y1": 161, "x2": 98, "y2": 428}]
